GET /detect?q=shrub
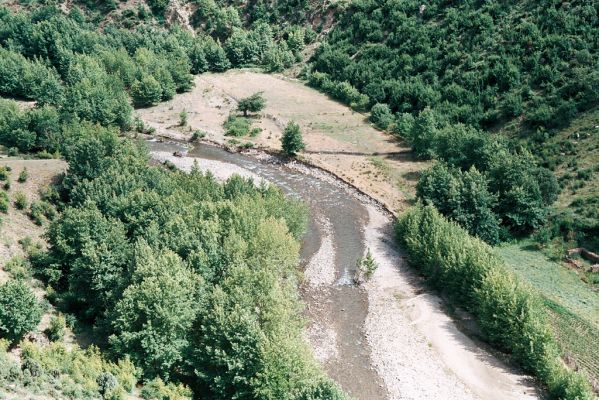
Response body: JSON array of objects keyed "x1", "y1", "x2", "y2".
[
  {"x1": 4, "y1": 256, "x2": 30, "y2": 280},
  {"x1": 191, "y1": 130, "x2": 206, "y2": 141},
  {"x1": 44, "y1": 314, "x2": 66, "y2": 342},
  {"x1": 18, "y1": 168, "x2": 28, "y2": 183},
  {"x1": 370, "y1": 103, "x2": 393, "y2": 130},
  {"x1": 223, "y1": 114, "x2": 251, "y2": 137},
  {"x1": 179, "y1": 110, "x2": 188, "y2": 127},
  {"x1": 354, "y1": 248, "x2": 378, "y2": 283},
  {"x1": 0, "y1": 281, "x2": 42, "y2": 343},
  {"x1": 140, "y1": 377, "x2": 192, "y2": 400},
  {"x1": 281, "y1": 121, "x2": 305, "y2": 156},
  {"x1": 14, "y1": 191, "x2": 27, "y2": 210},
  {"x1": 96, "y1": 372, "x2": 118, "y2": 398},
  {"x1": 0, "y1": 167, "x2": 9, "y2": 181},
  {"x1": 0, "y1": 192, "x2": 9, "y2": 213}
]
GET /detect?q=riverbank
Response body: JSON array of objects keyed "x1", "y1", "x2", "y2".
[
  {"x1": 148, "y1": 140, "x2": 539, "y2": 400},
  {"x1": 136, "y1": 70, "x2": 429, "y2": 214}
]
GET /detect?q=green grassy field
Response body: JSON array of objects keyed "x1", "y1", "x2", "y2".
[{"x1": 497, "y1": 241, "x2": 599, "y2": 385}]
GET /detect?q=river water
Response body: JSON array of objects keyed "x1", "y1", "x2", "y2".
[{"x1": 147, "y1": 140, "x2": 388, "y2": 399}]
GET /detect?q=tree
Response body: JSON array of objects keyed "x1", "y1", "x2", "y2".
[
  {"x1": 369, "y1": 103, "x2": 393, "y2": 130},
  {"x1": 45, "y1": 204, "x2": 131, "y2": 320},
  {"x1": 417, "y1": 163, "x2": 500, "y2": 244},
  {"x1": 96, "y1": 372, "x2": 118, "y2": 399},
  {"x1": 131, "y1": 74, "x2": 163, "y2": 107},
  {"x1": 0, "y1": 281, "x2": 42, "y2": 343},
  {"x1": 109, "y1": 243, "x2": 202, "y2": 379},
  {"x1": 237, "y1": 92, "x2": 266, "y2": 116},
  {"x1": 281, "y1": 121, "x2": 305, "y2": 156}
]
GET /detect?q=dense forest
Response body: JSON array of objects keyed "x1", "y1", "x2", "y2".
[
  {"x1": 0, "y1": 2, "x2": 346, "y2": 399},
  {"x1": 308, "y1": 0, "x2": 599, "y2": 247}
]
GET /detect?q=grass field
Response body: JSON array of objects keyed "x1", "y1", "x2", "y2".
[{"x1": 497, "y1": 241, "x2": 599, "y2": 386}]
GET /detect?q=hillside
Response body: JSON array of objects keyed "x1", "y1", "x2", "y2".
[
  {"x1": 0, "y1": 0, "x2": 597, "y2": 399},
  {"x1": 308, "y1": 0, "x2": 599, "y2": 247}
]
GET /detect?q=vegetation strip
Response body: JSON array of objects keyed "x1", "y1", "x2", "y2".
[{"x1": 396, "y1": 205, "x2": 595, "y2": 399}]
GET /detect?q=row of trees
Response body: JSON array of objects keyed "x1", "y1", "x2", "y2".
[{"x1": 396, "y1": 205, "x2": 594, "y2": 399}]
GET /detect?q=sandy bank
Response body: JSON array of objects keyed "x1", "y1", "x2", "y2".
[{"x1": 363, "y1": 204, "x2": 539, "y2": 400}]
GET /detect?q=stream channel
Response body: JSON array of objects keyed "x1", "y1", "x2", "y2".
[
  {"x1": 145, "y1": 139, "x2": 541, "y2": 400},
  {"x1": 147, "y1": 140, "x2": 388, "y2": 399}
]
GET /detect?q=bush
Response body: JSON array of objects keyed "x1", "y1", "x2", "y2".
[
  {"x1": 191, "y1": 130, "x2": 206, "y2": 141},
  {"x1": 179, "y1": 110, "x2": 188, "y2": 127},
  {"x1": 14, "y1": 191, "x2": 27, "y2": 210},
  {"x1": 44, "y1": 314, "x2": 66, "y2": 342},
  {"x1": 370, "y1": 103, "x2": 393, "y2": 130},
  {"x1": 354, "y1": 248, "x2": 378, "y2": 283},
  {"x1": 4, "y1": 256, "x2": 30, "y2": 280},
  {"x1": 0, "y1": 192, "x2": 9, "y2": 213},
  {"x1": 0, "y1": 167, "x2": 9, "y2": 181},
  {"x1": 96, "y1": 372, "x2": 118, "y2": 398},
  {"x1": 31, "y1": 205, "x2": 52, "y2": 229},
  {"x1": 0, "y1": 281, "x2": 42, "y2": 343},
  {"x1": 223, "y1": 114, "x2": 251, "y2": 137},
  {"x1": 18, "y1": 168, "x2": 28, "y2": 183},
  {"x1": 140, "y1": 377, "x2": 192, "y2": 400}
]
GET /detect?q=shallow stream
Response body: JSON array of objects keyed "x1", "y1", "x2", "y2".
[{"x1": 147, "y1": 140, "x2": 388, "y2": 399}]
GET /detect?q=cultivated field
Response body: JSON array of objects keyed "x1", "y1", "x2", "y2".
[{"x1": 497, "y1": 242, "x2": 599, "y2": 387}]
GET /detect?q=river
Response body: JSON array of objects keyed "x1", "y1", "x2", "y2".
[{"x1": 146, "y1": 139, "x2": 540, "y2": 400}]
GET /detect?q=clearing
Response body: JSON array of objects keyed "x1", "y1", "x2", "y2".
[{"x1": 136, "y1": 69, "x2": 428, "y2": 213}]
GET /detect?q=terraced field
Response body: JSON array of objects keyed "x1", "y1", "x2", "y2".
[{"x1": 497, "y1": 242, "x2": 599, "y2": 387}]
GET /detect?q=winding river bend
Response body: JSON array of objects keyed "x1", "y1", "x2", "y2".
[{"x1": 147, "y1": 140, "x2": 540, "y2": 400}]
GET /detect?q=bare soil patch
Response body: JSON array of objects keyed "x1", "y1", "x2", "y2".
[{"x1": 0, "y1": 158, "x2": 66, "y2": 270}]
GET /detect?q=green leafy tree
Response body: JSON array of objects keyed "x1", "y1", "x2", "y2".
[
  {"x1": 109, "y1": 243, "x2": 202, "y2": 379},
  {"x1": 131, "y1": 74, "x2": 163, "y2": 107},
  {"x1": 417, "y1": 163, "x2": 501, "y2": 244},
  {"x1": 0, "y1": 281, "x2": 42, "y2": 343},
  {"x1": 45, "y1": 204, "x2": 131, "y2": 320},
  {"x1": 281, "y1": 121, "x2": 305, "y2": 157},
  {"x1": 237, "y1": 92, "x2": 266, "y2": 116}
]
